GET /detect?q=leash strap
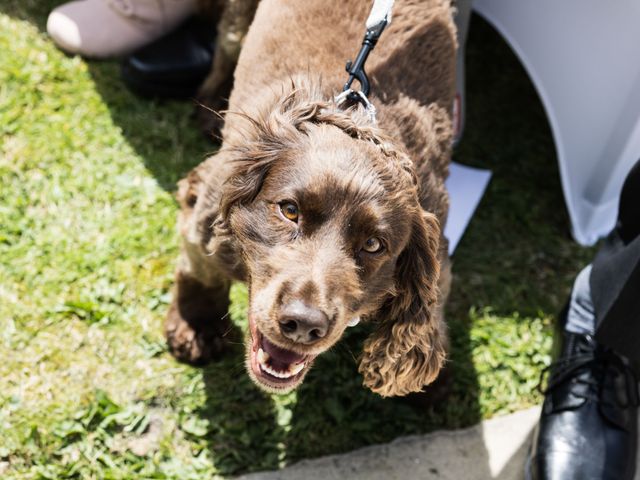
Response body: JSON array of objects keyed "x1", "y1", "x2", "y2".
[
  {"x1": 366, "y1": 0, "x2": 394, "y2": 28},
  {"x1": 337, "y1": 0, "x2": 394, "y2": 122}
]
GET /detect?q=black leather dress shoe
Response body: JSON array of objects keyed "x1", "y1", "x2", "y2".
[
  {"x1": 526, "y1": 331, "x2": 639, "y2": 480},
  {"x1": 121, "y1": 16, "x2": 215, "y2": 99}
]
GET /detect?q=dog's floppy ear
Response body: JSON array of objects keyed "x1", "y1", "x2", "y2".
[{"x1": 358, "y1": 209, "x2": 446, "y2": 397}]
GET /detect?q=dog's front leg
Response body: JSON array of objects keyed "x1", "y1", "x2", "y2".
[
  {"x1": 165, "y1": 166, "x2": 237, "y2": 365},
  {"x1": 165, "y1": 256, "x2": 232, "y2": 365}
]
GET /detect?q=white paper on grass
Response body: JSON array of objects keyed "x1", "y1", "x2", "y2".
[{"x1": 444, "y1": 162, "x2": 492, "y2": 254}]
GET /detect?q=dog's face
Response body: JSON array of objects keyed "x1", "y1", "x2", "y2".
[
  {"x1": 230, "y1": 124, "x2": 416, "y2": 392},
  {"x1": 216, "y1": 94, "x2": 447, "y2": 396}
]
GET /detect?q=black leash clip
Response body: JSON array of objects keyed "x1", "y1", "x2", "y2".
[{"x1": 343, "y1": 19, "x2": 388, "y2": 105}]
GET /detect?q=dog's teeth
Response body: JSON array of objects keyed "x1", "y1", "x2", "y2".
[
  {"x1": 347, "y1": 316, "x2": 361, "y2": 327},
  {"x1": 260, "y1": 363, "x2": 287, "y2": 378},
  {"x1": 257, "y1": 348, "x2": 269, "y2": 365},
  {"x1": 290, "y1": 362, "x2": 305, "y2": 375},
  {"x1": 259, "y1": 360, "x2": 306, "y2": 379}
]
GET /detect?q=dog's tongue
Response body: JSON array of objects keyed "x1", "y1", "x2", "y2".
[{"x1": 262, "y1": 337, "x2": 305, "y2": 366}]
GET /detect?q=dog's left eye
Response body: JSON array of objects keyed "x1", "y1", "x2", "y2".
[
  {"x1": 362, "y1": 237, "x2": 383, "y2": 253},
  {"x1": 279, "y1": 202, "x2": 299, "y2": 222}
]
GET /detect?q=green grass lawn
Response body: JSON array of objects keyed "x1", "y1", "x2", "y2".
[{"x1": 0, "y1": 2, "x2": 595, "y2": 478}]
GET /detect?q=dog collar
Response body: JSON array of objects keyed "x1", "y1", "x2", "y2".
[{"x1": 335, "y1": 89, "x2": 377, "y2": 123}]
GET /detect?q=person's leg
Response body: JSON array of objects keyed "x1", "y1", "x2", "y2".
[
  {"x1": 47, "y1": 0, "x2": 197, "y2": 58},
  {"x1": 591, "y1": 159, "x2": 640, "y2": 361},
  {"x1": 617, "y1": 159, "x2": 640, "y2": 244},
  {"x1": 565, "y1": 159, "x2": 640, "y2": 341},
  {"x1": 563, "y1": 264, "x2": 595, "y2": 335},
  {"x1": 527, "y1": 159, "x2": 640, "y2": 480}
]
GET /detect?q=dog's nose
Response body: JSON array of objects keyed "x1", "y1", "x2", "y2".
[{"x1": 278, "y1": 301, "x2": 329, "y2": 344}]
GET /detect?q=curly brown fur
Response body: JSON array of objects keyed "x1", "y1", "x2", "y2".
[
  {"x1": 167, "y1": 0, "x2": 456, "y2": 397},
  {"x1": 359, "y1": 210, "x2": 446, "y2": 396}
]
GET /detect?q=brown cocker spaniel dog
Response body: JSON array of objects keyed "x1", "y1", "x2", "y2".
[{"x1": 166, "y1": 0, "x2": 456, "y2": 397}]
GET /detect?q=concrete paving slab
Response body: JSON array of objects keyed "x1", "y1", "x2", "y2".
[{"x1": 238, "y1": 406, "x2": 640, "y2": 480}]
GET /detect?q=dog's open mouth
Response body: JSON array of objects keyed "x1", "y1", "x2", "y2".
[{"x1": 248, "y1": 316, "x2": 316, "y2": 390}]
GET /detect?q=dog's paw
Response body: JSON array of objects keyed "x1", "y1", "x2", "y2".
[{"x1": 164, "y1": 301, "x2": 230, "y2": 365}]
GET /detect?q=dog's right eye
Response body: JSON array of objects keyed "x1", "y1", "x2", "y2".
[{"x1": 279, "y1": 202, "x2": 299, "y2": 223}]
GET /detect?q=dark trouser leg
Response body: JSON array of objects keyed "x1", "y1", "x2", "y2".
[
  {"x1": 527, "y1": 160, "x2": 640, "y2": 480},
  {"x1": 591, "y1": 159, "x2": 640, "y2": 362}
]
